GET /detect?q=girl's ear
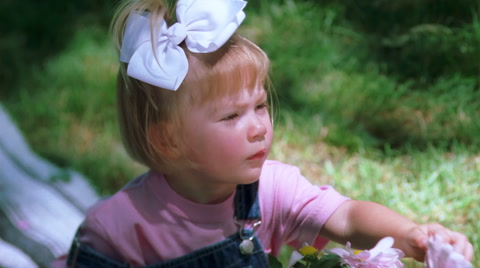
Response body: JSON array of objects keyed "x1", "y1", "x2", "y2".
[{"x1": 147, "y1": 123, "x2": 181, "y2": 159}]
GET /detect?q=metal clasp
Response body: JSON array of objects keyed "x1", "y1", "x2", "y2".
[{"x1": 234, "y1": 217, "x2": 262, "y2": 255}]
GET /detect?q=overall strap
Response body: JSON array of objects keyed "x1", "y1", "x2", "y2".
[
  {"x1": 234, "y1": 181, "x2": 261, "y2": 220},
  {"x1": 67, "y1": 230, "x2": 131, "y2": 268}
]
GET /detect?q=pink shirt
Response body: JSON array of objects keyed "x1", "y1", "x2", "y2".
[{"x1": 53, "y1": 160, "x2": 348, "y2": 267}]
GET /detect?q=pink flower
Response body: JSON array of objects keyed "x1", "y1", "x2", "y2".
[
  {"x1": 328, "y1": 237, "x2": 405, "y2": 268},
  {"x1": 425, "y1": 235, "x2": 472, "y2": 268}
]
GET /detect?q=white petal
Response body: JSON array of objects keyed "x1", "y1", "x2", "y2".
[
  {"x1": 369, "y1": 236, "x2": 394, "y2": 257},
  {"x1": 328, "y1": 248, "x2": 351, "y2": 258},
  {"x1": 287, "y1": 251, "x2": 304, "y2": 268}
]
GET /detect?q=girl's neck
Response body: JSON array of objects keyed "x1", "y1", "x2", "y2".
[{"x1": 163, "y1": 173, "x2": 237, "y2": 204}]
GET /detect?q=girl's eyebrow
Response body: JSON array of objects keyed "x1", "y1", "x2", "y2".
[
  {"x1": 209, "y1": 89, "x2": 267, "y2": 113},
  {"x1": 231, "y1": 91, "x2": 267, "y2": 108}
]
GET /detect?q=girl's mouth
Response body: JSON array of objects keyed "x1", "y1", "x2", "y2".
[{"x1": 247, "y1": 150, "x2": 265, "y2": 160}]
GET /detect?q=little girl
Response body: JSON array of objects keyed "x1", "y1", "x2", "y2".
[{"x1": 55, "y1": 0, "x2": 474, "y2": 267}]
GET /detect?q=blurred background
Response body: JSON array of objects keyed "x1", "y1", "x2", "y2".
[{"x1": 1, "y1": 0, "x2": 479, "y2": 266}]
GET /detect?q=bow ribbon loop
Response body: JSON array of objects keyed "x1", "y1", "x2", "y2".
[{"x1": 120, "y1": 0, "x2": 247, "y2": 91}]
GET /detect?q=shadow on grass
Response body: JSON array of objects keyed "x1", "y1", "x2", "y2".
[{"x1": 0, "y1": 0, "x2": 116, "y2": 94}]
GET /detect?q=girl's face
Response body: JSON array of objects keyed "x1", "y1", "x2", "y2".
[{"x1": 181, "y1": 84, "x2": 273, "y2": 186}]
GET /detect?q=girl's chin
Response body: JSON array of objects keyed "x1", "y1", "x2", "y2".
[{"x1": 238, "y1": 172, "x2": 262, "y2": 185}]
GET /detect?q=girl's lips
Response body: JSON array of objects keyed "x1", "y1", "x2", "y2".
[{"x1": 247, "y1": 150, "x2": 265, "y2": 160}]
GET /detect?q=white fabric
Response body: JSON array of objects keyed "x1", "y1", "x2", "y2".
[
  {"x1": 0, "y1": 103, "x2": 100, "y2": 266},
  {"x1": 120, "y1": 0, "x2": 247, "y2": 90},
  {"x1": 0, "y1": 238, "x2": 38, "y2": 268}
]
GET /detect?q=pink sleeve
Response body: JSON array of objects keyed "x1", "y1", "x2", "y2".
[
  {"x1": 259, "y1": 161, "x2": 349, "y2": 253},
  {"x1": 286, "y1": 184, "x2": 349, "y2": 249},
  {"x1": 308, "y1": 185, "x2": 349, "y2": 250}
]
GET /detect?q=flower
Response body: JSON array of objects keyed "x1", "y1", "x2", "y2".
[
  {"x1": 287, "y1": 245, "x2": 318, "y2": 268},
  {"x1": 277, "y1": 235, "x2": 473, "y2": 268},
  {"x1": 328, "y1": 237, "x2": 404, "y2": 268},
  {"x1": 299, "y1": 245, "x2": 319, "y2": 256},
  {"x1": 287, "y1": 250, "x2": 306, "y2": 268},
  {"x1": 425, "y1": 235, "x2": 472, "y2": 268},
  {"x1": 285, "y1": 237, "x2": 404, "y2": 268}
]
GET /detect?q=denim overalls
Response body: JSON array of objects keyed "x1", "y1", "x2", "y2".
[{"x1": 66, "y1": 182, "x2": 269, "y2": 268}]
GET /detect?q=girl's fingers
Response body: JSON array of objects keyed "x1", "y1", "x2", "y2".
[
  {"x1": 423, "y1": 223, "x2": 450, "y2": 238},
  {"x1": 449, "y1": 232, "x2": 474, "y2": 261}
]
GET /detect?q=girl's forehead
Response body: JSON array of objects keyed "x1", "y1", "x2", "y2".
[{"x1": 204, "y1": 85, "x2": 266, "y2": 109}]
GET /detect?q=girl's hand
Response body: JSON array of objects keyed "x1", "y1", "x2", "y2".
[{"x1": 401, "y1": 223, "x2": 474, "y2": 262}]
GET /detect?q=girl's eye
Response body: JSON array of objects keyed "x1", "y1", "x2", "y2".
[
  {"x1": 256, "y1": 102, "x2": 268, "y2": 110},
  {"x1": 222, "y1": 113, "x2": 238, "y2": 121}
]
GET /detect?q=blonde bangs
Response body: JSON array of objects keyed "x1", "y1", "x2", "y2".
[{"x1": 181, "y1": 34, "x2": 271, "y2": 105}]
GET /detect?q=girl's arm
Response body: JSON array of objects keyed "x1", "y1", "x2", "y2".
[{"x1": 319, "y1": 200, "x2": 474, "y2": 262}]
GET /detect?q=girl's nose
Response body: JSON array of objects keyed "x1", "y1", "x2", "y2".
[{"x1": 248, "y1": 116, "x2": 267, "y2": 142}]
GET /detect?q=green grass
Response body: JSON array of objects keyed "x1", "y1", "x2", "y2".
[{"x1": 2, "y1": 0, "x2": 479, "y2": 266}]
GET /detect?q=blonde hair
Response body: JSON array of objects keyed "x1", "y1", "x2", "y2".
[{"x1": 111, "y1": 0, "x2": 272, "y2": 173}]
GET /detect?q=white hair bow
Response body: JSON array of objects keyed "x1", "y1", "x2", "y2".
[{"x1": 120, "y1": 0, "x2": 247, "y2": 91}]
